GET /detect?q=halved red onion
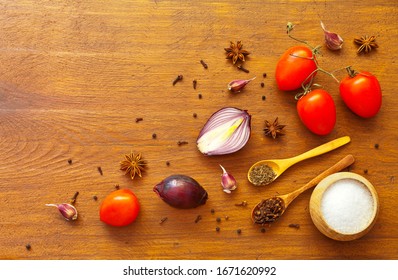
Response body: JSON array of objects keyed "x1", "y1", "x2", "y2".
[{"x1": 196, "y1": 107, "x2": 251, "y2": 155}]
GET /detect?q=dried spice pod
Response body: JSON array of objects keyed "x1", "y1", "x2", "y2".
[{"x1": 153, "y1": 175, "x2": 208, "y2": 209}]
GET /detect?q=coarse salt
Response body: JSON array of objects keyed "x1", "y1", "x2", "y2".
[{"x1": 321, "y1": 178, "x2": 374, "y2": 234}]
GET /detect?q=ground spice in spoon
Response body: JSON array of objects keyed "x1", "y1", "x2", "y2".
[
  {"x1": 249, "y1": 164, "x2": 277, "y2": 186},
  {"x1": 252, "y1": 197, "x2": 285, "y2": 225}
]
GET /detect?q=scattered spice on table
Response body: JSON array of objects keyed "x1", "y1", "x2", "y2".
[
  {"x1": 260, "y1": 228, "x2": 266, "y2": 233},
  {"x1": 249, "y1": 164, "x2": 277, "y2": 186},
  {"x1": 70, "y1": 191, "x2": 79, "y2": 205},
  {"x1": 374, "y1": 143, "x2": 379, "y2": 149},
  {"x1": 193, "y1": 113, "x2": 197, "y2": 118},
  {"x1": 288, "y1": 223, "x2": 300, "y2": 229},
  {"x1": 159, "y1": 217, "x2": 168, "y2": 224},
  {"x1": 68, "y1": 159, "x2": 72, "y2": 165},
  {"x1": 224, "y1": 216, "x2": 229, "y2": 221},
  {"x1": 198, "y1": 93, "x2": 202, "y2": 99},
  {"x1": 97, "y1": 166, "x2": 103, "y2": 176},
  {"x1": 237, "y1": 64, "x2": 249, "y2": 73},
  {"x1": 224, "y1": 41, "x2": 250, "y2": 64},
  {"x1": 195, "y1": 215, "x2": 202, "y2": 223},
  {"x1": 172, "y1": 74, "x2": 183, "y2": 86},
  {"x1": 235, "y1": 201, "x2": 248, "y2": 207},
  {"x1": 92, "y1": 195, "x2": 98, "y2": 201},
  {"x1": 262, "y1": 95, "x2": 266, "y2": 101},
  {"x1": 152, "y1": 133, "x2": 157, "y2": 139},
  {"x1": 177, "y1": 140, "x2": 188, "y2": 146},
  {"x1": 264, "y1": 117, "x2": 286, "y2": 139},
  {"x1": 166, "y1": 161, "x2": 170, "y2": 166},
  {"x1": 120, "y1": 151, "x2": 146, "y2": 179},
  {"x1": 364, "y1": 169, "x2": 368, "y2": 174},
  {"x1": 263, "y1": 73, "x2": 267, "y2": 78},
  {"x1": 200, "y1": 59, "x2": 208, "y2": 69},
  {"x1": 261, "y1": 82, "x2": 264, "y2": 88},
  {"x1": 25, "y1": 244, "x2": 31, "y2": 251},
  {"x1": 215, "y1": 226, "x2": 220, "y2": 232},
  {"x1": 236, "y1": 229, "x2": 242, "y2": 234},
  {"x1": 252, "y1": 197, "x2": 285, "y2": 225},
  {"x1": 210, "y1": 208, "x2": 215, "y2": 214},
  {"x1": 193, "y1": 79, "x2": 197, "y2": 89},
  {"x1": 114, "y1": 184, "x2": 120, "y2": 190},
  {"x1": 354, "y1": 35, "x2": 378, "y2": 54},
  {"x1": 216, "y1": 217, "x2": 221, "y2": 223},
  {"x1": 135, "y1": 117, "x2": 143, "y2": 123}
]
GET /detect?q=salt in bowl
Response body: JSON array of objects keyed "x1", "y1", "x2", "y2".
[{"x1": 309, "y1": 172, "x2": 379, "y2": 241}]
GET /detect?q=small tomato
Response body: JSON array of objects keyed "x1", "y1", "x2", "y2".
[
  {"x1": 99, "y1": 189, "x2": 140, "y2": 227},
  {"x1": 339, "y1": 70, "x2": 382, "y2": 118},
  {"x1": 275, "y1": 46, "x2": 318, "y2": 91},
  {"x1": 297, "y1": 89, "x2": 336, "y2": 135}
]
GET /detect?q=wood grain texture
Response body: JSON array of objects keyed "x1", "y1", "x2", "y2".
[{"x1": 0, "y1": 0, "x2": 397, "y2": 260}]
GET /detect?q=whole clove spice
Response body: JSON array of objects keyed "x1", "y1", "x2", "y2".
[
  {"x1": 172, "y1": 75, "x2": 183, "y2": 86},
  {"x1": 97, "y1": 166, "x2": 103, "y2": 176},
  {"x1": 215, "y1": 226, "x2": 220, "y2": 232},
  {"x1": 249, "y1": 164, "x2": 277, "y2": 186},
  {"x1": 200, "y1": 59, "x2": 208, "y2": 69},
  {"x1": 67, "y1": 159, "x2": 72, "y2": 165},
  {"x1": 216, "y1": 217, "x2": 221, "y2": 223},
  {"x1": 288, "y1": 223, "x2": 300, "y2": 229},
  {"x1": 194, "y1": 215, "x2": 202, "y2": 223},
  {"x1": 177, "y1": 140, "x2": 188, "y2": 146},
  {"x1": 193, "y1": 80, "x2": 197, "y2": 89},
  {"x1": 193, "y1": 113, "x2": 197, "y2": 118},
  {"x1": 25, "y1": 244, "x2": 31, "y2": 251},
  {"x1": 236, "y1": 229, "x2": 242, "y2": 234},
  {"x1": 92, "y1": 195, "x2": 98, "y2": 201},
  {"x1": 198, "y1": 93, "x2": 202, "y2": 99},
  {"x1": 260, "y1": 82, "x2": 264, "y2": 88},
  {"x1": 70, "y1": 191, "x2": 79, "y2": 205},
  {"x1": 135, "y1": 117, "x2": 143, "y2": 123},
  {"x1": 152, "y1": 133, "x2": 157, "y2": 139},
  {"x1": 237, "y1": 64, "x2": 249, "y2": 73},
  {"x1": 262, "y1": 95, "x2": 266, "y2": 101},
  {"x1": 252, "y1": 197, "x2": 285, "y2": 225},
  {"x1": 235, "y1": 201, "x2": 247, "y2": 207},
  {"x1": 159, "y1": 217, "x2": 168, "y2": 224}
]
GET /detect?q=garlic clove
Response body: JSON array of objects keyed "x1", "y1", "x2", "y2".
[
  {"x1": 321, "y1": 21, "x2": 343, "y2": 51},
  {"x1": 46, "y1": 203, "x2": 78, "y2": 221},
  {"x1": 227, "y1": 77, "x2": 256, "y2": 93},
  {"x1": 220, "y1": 164, "x2": 237, "y2": 194}
]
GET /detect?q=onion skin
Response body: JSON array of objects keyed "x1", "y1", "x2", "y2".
[{"x1": 153, "y1": 175, "x2": 208, "y2": 209}]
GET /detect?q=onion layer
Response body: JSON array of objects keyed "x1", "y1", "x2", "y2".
[{"x1": 196, "y1": 107, "x2": 251, "y2": 156}]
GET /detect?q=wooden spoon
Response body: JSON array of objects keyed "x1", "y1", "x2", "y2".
[
  {"x1": 247, "y1": 136, "x2": 351, "y2": 186},
  {"x1": 251, "y1": 154, "x2": 355, "y2": 225}
]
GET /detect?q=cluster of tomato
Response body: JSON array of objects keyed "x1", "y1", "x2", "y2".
[{"x1": 275, "y1": 45, "x2": 382, "y2": 135}]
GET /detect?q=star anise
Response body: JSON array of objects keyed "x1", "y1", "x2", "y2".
[
  {"x1": 224, "y1": 41, "x2": 250, "y2": 64},
  {"x1": 354, "y1": 35, "x2": 378, "y2": 54},
  {"x1": 264, "y1": 118, "x2": 286, "y2": 139},
  {"x1": 120, "y1": 151, "x2": 146, "y2": 180}
]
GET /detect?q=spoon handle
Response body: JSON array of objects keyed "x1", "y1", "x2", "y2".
[
  {"x1": 283, "y1": 154, "x2": 355, "y2": 207},
  {"x1": 290, "y1": 136, "x2": 351, "y2": 165}
]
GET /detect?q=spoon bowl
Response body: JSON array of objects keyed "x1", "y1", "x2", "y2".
[
  {"x1": 251, "y1": 154, "x2": 355, "y2": 225},
  {"x1": 248, "y1": 136, "x2": 351, "y2": 186}
]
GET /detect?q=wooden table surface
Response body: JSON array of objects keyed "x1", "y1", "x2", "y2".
[{"x1": 0, "y1": 0, "x2": 397, "y2": 260}]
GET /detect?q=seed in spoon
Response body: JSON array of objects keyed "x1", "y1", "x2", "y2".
[
  {"x1": 252, "y1": 197, "x2": 285, "y2": 225},
  {"x1": 249, "y1": 164, "x2": 277, "y2": 186}
]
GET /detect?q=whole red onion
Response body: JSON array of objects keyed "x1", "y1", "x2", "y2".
[{"x1": 153, "y1": 175, "x2": 208, "y2": 209}]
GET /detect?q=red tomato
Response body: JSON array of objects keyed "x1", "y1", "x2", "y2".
[
  {"x1": 100, "y1": 189, "x2": 140, "y2": 227},
  {"x1": 297, "y1": 89, "x2": 336, "y2": 135},
  {"x1": 339, "y1": 71, "x2": 382, "y2": 118},
  {"x1": 275, "y1": 46, "x2": 317, "y2": 91}
]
